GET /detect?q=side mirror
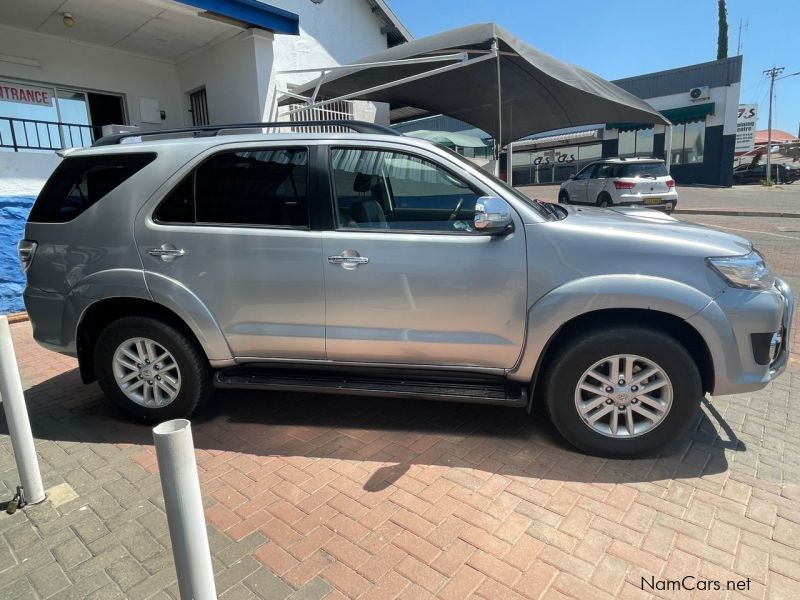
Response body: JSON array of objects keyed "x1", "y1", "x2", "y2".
[
  {"x1": 568, "y1": 173, "x2": 576, "y2": 180},
  {"x1": 474, "y1": 196, "x2": 513, "y2": 234}
]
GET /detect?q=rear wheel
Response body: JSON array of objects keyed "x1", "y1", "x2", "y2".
[
  {"x1": 597, "y1": 193, "x2": 611, "y2": 208},
  {"x1": 95, "y1": 316, "x2": 213, "y2": 423},
  {"x1": 542, "y1": 326, "x2": 701, "y2": 457},
  {"x1": 558, "y1": 190, "x2": 570, "y2": 204}
]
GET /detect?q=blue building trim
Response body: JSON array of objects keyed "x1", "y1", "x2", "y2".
[{"x1": 176, "y1": 0, "x2": 299, "y2": 35}]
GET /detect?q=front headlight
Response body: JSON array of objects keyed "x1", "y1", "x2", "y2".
[{"x1": 707, "y1": 250, "x2": 774, "y2": 290}]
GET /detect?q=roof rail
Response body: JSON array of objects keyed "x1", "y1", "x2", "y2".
[{"x1": 92, "y1": 120, "x2": 400, "y2": 146}]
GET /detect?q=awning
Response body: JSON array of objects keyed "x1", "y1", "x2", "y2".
[
  {"x1": 513, "y1": 128, "x2": 601, "y2": 148},
  {"x1": 607, "y1": 102, "x2": 716, "y2": 131},
  {"x1": 405, "y1": 130, "x2": 488, "y2": 148},
  {"x1": 660, "y1": 102, "x2": 715, "y2": 124},
  {"x1": 280, "y1": 23, "x2": 668, "y2": 146}
]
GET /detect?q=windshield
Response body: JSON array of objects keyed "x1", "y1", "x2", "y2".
[{"x1": 434, "y1": 144, "x2": 566, "y2": 221}]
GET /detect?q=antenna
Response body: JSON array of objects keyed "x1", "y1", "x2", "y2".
[{"x1": 737, "y1": 18, "x2": 748, "y2": 55}]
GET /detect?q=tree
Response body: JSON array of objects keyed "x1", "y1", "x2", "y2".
[{"x1": 717, "y1": 0, "x2": 728, "y2": 59}]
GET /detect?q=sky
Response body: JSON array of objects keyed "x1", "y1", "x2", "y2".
[{"x1": 389, "y1": 0, "x2": 800, "y2": 135}]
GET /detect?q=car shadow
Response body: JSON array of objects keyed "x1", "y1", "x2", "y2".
[{"x1": 10, "y1": 367, "x2": 744, "y2": 489}]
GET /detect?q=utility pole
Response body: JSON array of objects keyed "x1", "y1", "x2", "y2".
[{"x1": 763, "y1": 66, "x2": 784, "y2": 184}]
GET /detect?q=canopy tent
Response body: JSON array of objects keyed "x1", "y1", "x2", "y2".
[
  {"x1": 279, "y1": 23, "x2": 669, "y2": 150},
  {"x1": 405, "y1": 129, "x2": 489, "y2": 148}
]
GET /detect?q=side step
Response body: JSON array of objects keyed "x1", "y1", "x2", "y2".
[{"x1": 214, "y1": 366, "x2": 527, "y2": 407}]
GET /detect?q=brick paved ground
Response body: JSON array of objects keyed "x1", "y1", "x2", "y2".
[{"x1": 1, "y1": 214, "x2": 799, "y2": 599}]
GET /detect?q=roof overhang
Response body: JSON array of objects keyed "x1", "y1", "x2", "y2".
[{"x1": 176, "y1": 0, "x2": 298, "y2": 35}]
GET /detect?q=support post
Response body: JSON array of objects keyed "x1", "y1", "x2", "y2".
[
  {"x1": 507, "y1": 142, "x2": 514, "y2": 187},
  {"x1": 665, "y1": 124, "x2": 673, "y2": 173},
  {"x1": 153, "y1": 419, "x2": 216, "y2": 600},
  {"x1": 0, "y1": 315, "x2": 45, "y2": 506}
]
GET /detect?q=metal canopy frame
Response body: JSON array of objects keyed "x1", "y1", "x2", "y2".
[
  {"x1": 277, "y1": 40, "x2": 504, "y2": 173},
  {"x1": 277, "y1": 42, "x2": 499, "y2": 117}
]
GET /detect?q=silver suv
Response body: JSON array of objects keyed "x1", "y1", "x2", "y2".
[{"x1": 19, "y1": 122, "x2": 793, "y2": 457}]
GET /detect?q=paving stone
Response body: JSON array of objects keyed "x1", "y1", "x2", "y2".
[
  {"x1": 26, "y1": 562, "x2": 70, "y2": 598},
  {"x1": 51, "y1": 536, "x2": 91, "y2": 570}
]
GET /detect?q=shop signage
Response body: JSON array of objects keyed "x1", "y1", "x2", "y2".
[
  {"x1": 0, "y1": 81, "x2": 53, "y2": 106},
  {"x1": 735, "y1": 104, "x2": 757, "y2": 153}
]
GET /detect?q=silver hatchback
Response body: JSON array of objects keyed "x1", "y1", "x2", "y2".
[{"x1": 19, "y1": 122, "x2": 793, "y2": 457}]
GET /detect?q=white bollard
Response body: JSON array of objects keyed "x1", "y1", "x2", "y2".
[
  {"x1": 0, "y1": 315, "x2": 45, "y2": 506},
  {"x1": 153, "y1": 419, "x2": 217, "y2": 600}
]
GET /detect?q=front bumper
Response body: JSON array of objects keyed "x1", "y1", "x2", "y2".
[{"x1": 687, "y1": 277, "x2": 794, "y2": 395}]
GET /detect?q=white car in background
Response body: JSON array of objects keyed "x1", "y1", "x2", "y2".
[{"x1": 559, "y1": 158, "x2": 678, "y2": 212}]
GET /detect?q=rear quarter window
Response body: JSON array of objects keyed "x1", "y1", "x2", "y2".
[
  {"x1": 28, "y1": 153, "x2": 156, "y2": 223},
  {"x1": 615, "y1": 162, "x2": 668, "y2": 178}
]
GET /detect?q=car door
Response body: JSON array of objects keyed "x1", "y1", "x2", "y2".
[
  {"x1": 585, "y1": 163, "x2": 612, "y2": 203},
  {"x1": 322, "y1": 143, "x2": 528, "y2": 369},
  {"x1": 567, "y1": 163, "x2": 595, "y2": 203},
  {"x1": 135, "y1": 143, "x2": 325, "y2": 359}
]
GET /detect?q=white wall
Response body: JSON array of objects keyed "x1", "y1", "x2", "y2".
[
  {"x1": 0, "y1": 24, "x2": 183, "y2": 130},
  {"x1": 0, "y1": 152, "x2": 60, "y2": 196},
  {"x1": 642, "y1": 83, "x2": 739, "y2": 134}
]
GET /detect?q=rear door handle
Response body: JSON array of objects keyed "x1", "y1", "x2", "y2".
[{"x1": 148, "y1": 245, "x2": 185, "y2": 263}]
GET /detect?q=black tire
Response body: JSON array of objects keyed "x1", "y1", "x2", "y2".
[
  {"x1": 597, "y1": 193, "x2": 611, "y2": 208},
  {"x1": 542, "y1": 326, "x2": 701, "y2": 457},
  {"x1": 558, "y1": 190, "x2": 570, "y2": 204},
  {"x1": 94, "y1": 316, "x2": 213, "y2": 423}
]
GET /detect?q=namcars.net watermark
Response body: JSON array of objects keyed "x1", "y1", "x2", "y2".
[{"x1": 642, "y1": 576, "x2": 752, "y2": 592}]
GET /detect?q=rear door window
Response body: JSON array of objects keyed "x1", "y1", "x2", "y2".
[
  {"x1": 194, "y1": 148, "x2": 308, "y2": 227},
  {"x1": 28, "y1": 153, "x2": 156, "y2": 223}
]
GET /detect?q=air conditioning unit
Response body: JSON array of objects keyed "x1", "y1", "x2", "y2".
[{"x1": 689, "y1": 86, "x2": 710, "y2": 101}]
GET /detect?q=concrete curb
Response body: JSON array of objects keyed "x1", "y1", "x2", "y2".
[{"x1": 674, "y1": 209, "x2": 800, "y2": 219}]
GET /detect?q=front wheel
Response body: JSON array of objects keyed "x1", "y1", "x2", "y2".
[
  {"x1": 95, "y1": 316, "x2": 214, "y2": 423},
  {"x1": 542, "y1": 326, "x2": 702, "y2": 457},
  {"x1": 558, "y1": 190, "x2": 570, "y2": 204}
]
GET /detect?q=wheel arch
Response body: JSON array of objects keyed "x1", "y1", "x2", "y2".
[
  {"x1": 510, "y1": 275, "x2": 717, "y2": 398},
  {"x1": 76, "y1": 297, "x2": 229, "y2": 384},
  {"x1": 528, "y1": 308, "x2": 714, "y2": 405}
]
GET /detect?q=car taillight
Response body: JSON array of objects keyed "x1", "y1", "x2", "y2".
[
  {"x1": 17, "y1": 240, "x2": 37, "y2": 272},
  {"x1": 666, "y1": 178, "x2": 676, "y2": 188},
  {"x1": 613, "y1": 181, "x2": 635, "y2": 189}
]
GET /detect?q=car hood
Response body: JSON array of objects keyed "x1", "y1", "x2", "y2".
[{"x1": 557, "y1": 205, "x2": 752, "y2": 257}]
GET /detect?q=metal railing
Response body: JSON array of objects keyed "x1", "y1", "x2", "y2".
[{"x1": 0, "y1": 116, "x2": 98, "y2": 152}]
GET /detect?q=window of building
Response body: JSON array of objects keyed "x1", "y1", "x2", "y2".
[
  {"x1": 670, "y1": 121, "x2": 705, "y2": 165},
  {"x1": 330, "y1": 148, "x2": 482, "y2": 232},
  {"x1": 192, "y1": 148, "x2": 308, "y2": 227},
  {"x1": 1, "y1": 79, "x2": 125, "y2": 152},
  {"x1": 618, "y1": 127, "x2": 655, "y2": 158},
  {"x1": 28, "y1": 153, "x2": 156, "y2": 223}
]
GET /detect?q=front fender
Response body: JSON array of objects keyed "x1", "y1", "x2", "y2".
[
  {"x1": 144, "y1": 271, "x2": 233, "y2": 363},
  {"x1": 508, "y1": 274, "x2": 714, "y2": 382}
]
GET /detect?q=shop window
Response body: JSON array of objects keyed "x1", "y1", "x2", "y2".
[
  {"x1": 670, "y1": 121, "x2": 705, "y2": 165},
  {"x1": 618, "y1": 127, "x2": 654, "y2": 158}
]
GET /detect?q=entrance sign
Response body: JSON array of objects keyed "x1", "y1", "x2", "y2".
[
  {"x1": 0, "y1": 81, "x2": 53, "y2": 106},
  {"x1": 736, "y1": 104, "x2": 757, "y2": 153}
]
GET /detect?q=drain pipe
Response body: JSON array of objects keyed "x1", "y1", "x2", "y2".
[
  {"x1": 0, "y1": 315, "x2": 45, "y2": 508},
  {"x1": 153, "y1": 419, "x2": 216, "y2": 600}
]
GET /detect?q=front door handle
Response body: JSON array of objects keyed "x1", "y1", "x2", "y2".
[
  {"x1": 328, "y1": 255, "x2": 369, "y2": 265},
  {"x1": 148, "y1": 244, "x2": 185, "y2": 263},
  {"x1": 328, "y1": 250, "x2": 369, "y2": 270}
]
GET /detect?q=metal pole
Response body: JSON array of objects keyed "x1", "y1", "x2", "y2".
[
  {"x1": 665, "y1": 125, "x2": 673, "y2": 173},
  {"x1": 507, "y1": 141, "x2": 514, "y2": 187},
  {"x1": 153, "y1": 419, "x2": 216, "y2": 600},
  {"x1": 494, "y1": 38, "x2": 503, "y2": 178},
  {"x1": 0, "y1": 315, "x2": 45, "y2": 506}
]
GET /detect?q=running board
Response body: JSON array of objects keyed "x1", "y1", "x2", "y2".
[{"x1": 214, "y1": 367, "x2": 527, "y2": 407}]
